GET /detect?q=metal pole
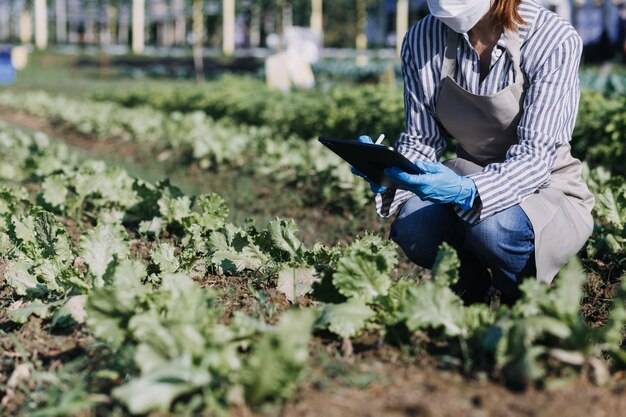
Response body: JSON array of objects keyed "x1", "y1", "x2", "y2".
[
  {"x1": 223, "y1": 0, "x2": 235, "y2": 56},
  {"x1": 119, "y1": 3, "x2": 130, "y2": 46},
  {"x1": 396, "y1": 0, "x2": 408, "y2": 57},
  {"x1": 356, "y1": 0, "x2": 368, "y2": 66},
  {"x1": 35, "y1": 0, "x2": 48, "y2": 49},
  {"x1": 193, "y1": 0, "x2": 205, "y2": 81},
  {"x1": 132, "y1": 0, "x2": 145, "y2": 54},
  {"x1": 250, "y1": 2, "x2": 261, "y2": 47},
  {"x1": 311, "y1": 0, "x2": 322, "y2": 34},
  {"x1": 20, "y1": 10, "x2": 32, "y2": 45},
  {"x1": 56, "y1": 0, "x2": 67, "y2": 43},
  {"x1": 0, "y1": 3, "x2": 10, "y2": 41}
]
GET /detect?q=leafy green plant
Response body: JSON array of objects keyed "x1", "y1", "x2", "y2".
[
  {"x1": 91, "y1": 75, "x2": 406, "y2": 141},
  {"x1": 0, "y1": 91, "x2": 372, "y2": 210},
  {"x1": 2, "y1": 114, "x2": 626, "y2": 417},
  {"x1": 87, "y1": 265, "x2": 314, "y2": 414},
  {"x1": 484, "y1": 258, "x2": 626, "y2": 388},
  {"x1": 584, "y1": 166, "x2": 626, "y2": 261}
]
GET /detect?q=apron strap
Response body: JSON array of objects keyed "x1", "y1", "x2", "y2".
[
  {"x1": 502, "y1": 29, "x2": 527, "y2": 87},
  {"x1": 440, "y1": 28, "x2": 458, "y2": 82}
]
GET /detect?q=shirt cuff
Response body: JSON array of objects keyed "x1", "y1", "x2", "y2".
[{"x1": 453, "y1": 171, "x2": 496, "y2": 224}]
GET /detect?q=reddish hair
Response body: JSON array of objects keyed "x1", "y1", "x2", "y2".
[{"x1": 490, "y1": 0, "x2": 525, "y2": 31}]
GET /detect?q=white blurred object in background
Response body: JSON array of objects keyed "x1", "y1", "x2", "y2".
[
  {"x1": 265, "y1": 27, "x2": 319, "y2": 92},
  {"x1": 284, "y1": 26, "x2": 321, "y2": 64},
  {"x1": 11, "y1": 46, "x2": 28, "y2": 70}
]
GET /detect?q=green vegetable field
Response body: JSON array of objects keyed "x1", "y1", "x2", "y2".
[{"x1": 1, "y1": 54, "x2": 626, "y2": 417}]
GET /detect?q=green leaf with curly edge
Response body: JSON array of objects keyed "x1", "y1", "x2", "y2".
[
  {"x1": 52, "y1": 295, "x2": 88, "y2": 328},
  {"x1": 243, "y1": 309, "x2": 315, "y2": 406},
  {"x1": 80, "y1": 223, "x2": 129, "y2": 287},
  {"x1": 503, "y1": 345, "x2": 547, "y2": 388},
  {"x1": 74, "y1": 161, "x2": 140, "y2": 209},
  {"x1": 302, "y1": 242, "x2": 342, "y2": 266},
  {"x1": 209, "y1": 226, "x2": 270, "y2": 274},
  {"x1": 41, "y1": 174, "x2": 69, "y2": 210},
  {"x1": 595, "y1": 186, "x2": 625, "y2": 227},
  {"x1": 348, "y1": 234, "x2": 398, "y2": 271},
  {"x1": 0, "y1": 185, "x2": 30, "y2": 216},
  {"x1": 32, "y1": 210, "x2": 73, "y2": 262},
  {"x1": 32, "y1": 259, "x2": 64, "y2": 293},
  {"x1": 150, "y1": 243, "x2": 179, "y2": 274},
  {"x1": 6, "y1": 210, "x2": 74, "y2": 294},
  {"x1": 431, "y1": 243, "x2": 460, "y2": 286},
  {"x1": 500, "y1": 316, "x2": 572, "y2": 388},
  {"x1": 127, "y1": 273, "x2": 222, "y2": 368},
  {"x1": 400, "y1": 281, "x2": 466, "y2": 337},
  {"x1": 277, "y1": 267, "x2": 319, "y2": 303},
  {"x1": 157, "y1": 182, "x2": 192, "y2": 225},
  {"x1": 333, "y1": 249, "x2": 391, "y2": 301},
  {"x1": 193, "y1": 193, "x2": 229, "y2": 230},
  {"x1": 8, "y1": 300, "x2": 59, "y2": 324},
  {"x1": 516, "y1": 257, "x2": 586, "y2": 320},
  {"x1": 375, "y1": 278, "x2": 419, "y2": 327},
  {"x1": 138, "y1": 217, "x2": 164, "y2": 236},
  {"x1": 86, "y1": 259, "x2": 149, "y2": 347},
  {"x1": 5, "y1": 260, "x2": 37, "y2": 296},
  {"x1": 212, "y1": 245, "x2": 268, "y2": 274},
  {"x1": 113, "y1": 359, "x2": 212, "y2": 415},
  {"x1": 317, "y1": 299, "x2": 376, "y2": 339},
  {"x1": 11, "y1": 214, "x2": 36, "y2": 245},
  {"x1": 551, "y1": 257, "x2": 586, "y2": 317},
  {"x1": 268, "y1": 218, "x2": 303, "y2": 261}
]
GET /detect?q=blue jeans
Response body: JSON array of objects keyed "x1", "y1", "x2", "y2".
[{"x1": 390, "y1": 196, "x2": 536, "y2": 303}]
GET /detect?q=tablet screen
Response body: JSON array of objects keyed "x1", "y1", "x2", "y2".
[{"x1": 319, "y1": 137, "x2": 423, "y2": 188}]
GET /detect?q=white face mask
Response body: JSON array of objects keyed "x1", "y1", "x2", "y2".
[{"x1": 427, "y1": 0, "x2": 492, "y2": 34}]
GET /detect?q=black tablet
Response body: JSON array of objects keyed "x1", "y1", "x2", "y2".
[{"x1": 318, "y1": 137, "x2": 423, "y2": 188}]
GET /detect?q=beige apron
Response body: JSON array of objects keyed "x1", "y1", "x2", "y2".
[{"x1": 436, "y1": 28, "x2": 594, "y2": 284}]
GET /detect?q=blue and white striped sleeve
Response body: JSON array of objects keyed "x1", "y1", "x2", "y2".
[
  {"x1": 455, "y1": 31, "x2": 583, "y2": 223},
  {"x1": 376, "y1": 20, "x2": 448, "y2": 218}
]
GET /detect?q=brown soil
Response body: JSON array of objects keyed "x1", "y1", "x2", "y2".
[
  {"x1": 3, "y1": 311, "x2": 625, "y2": 417},
  {"x1": 280, "y1": 360, "x2": 626, "y2": 417},
  {"x1": 0, "y1": 260, "x2": 13, "y2": 331},
  {"x1": 0, "y1": 316, "x2": 94, "y2": 417},
  {"x1": 0, "y1": 106, "x2": 150, "y2": 162},
  {"x1": 581, "y1": 259, "x2": 625, "y2": 328}
]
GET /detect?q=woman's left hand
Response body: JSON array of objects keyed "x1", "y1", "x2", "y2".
[{"x1": 384, "y1": 161, "x2": 478, "y2": 210}]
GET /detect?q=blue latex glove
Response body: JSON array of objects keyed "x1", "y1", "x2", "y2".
[
  {"x1": 350, "y1": 135, "x2": 388, "y2": 194},
  {"x1": 384, "y1": 161, "x2": 478, "y2": 210}
]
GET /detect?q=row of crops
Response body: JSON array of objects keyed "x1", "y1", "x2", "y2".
[
  {"x1": 0, "y1": 81, "x2": 625, "y2": 259},
  {"x1": 2, "y1": 82, "x2": 625, "y2": 213},
  {"x1": 1, "y1": 72, "x2": 626, "y2": 414},
  {"x1": 89, "y1": 76, "x2": 406, "y2": 141},
  {"x1": 0, "y1": 90, "x2": 372, "y2": 211},
  {"x1": 89, "y1": 76, "x2": 626, "y2": 176}
]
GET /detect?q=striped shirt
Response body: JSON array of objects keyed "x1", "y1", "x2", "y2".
[{"x1": 376, "y1": 0, "x2": 583, "y2": 224}]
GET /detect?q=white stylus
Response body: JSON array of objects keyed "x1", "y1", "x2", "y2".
[{"x1": 375, "y1": 134, "x2": 385, "y2": 144}]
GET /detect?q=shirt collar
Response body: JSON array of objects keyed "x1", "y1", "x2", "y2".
[
  {"x1": 463, "y1": 0, "x2": 540, "y2": 43},
  {"x1": 517, "y1": 0, "x2": 542, "y2": 42},
  {"x1": 459, "y1": 30, "x2": 506, "y2": 50},
  {"x1": 459, "y1": 0, "x2": 540, "y2": 51}
]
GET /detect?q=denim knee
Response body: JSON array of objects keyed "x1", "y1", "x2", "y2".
[
  {"x1": 390, "y1": 196, "x2": 458, "y2": 268},
  {"x1": 463, "y1": 205, "x2": 535, "y2": 280}
]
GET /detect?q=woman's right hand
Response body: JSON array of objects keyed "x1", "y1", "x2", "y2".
[{"x1": 351, "y1": 135, "x2": 388, "y2": 194}]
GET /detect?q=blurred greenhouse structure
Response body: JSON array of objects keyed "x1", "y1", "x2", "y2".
[
  {"x1": 0, "y1": 1, "x2": 623, "y2": 64},
  {"x1": 0, "y1": 0, "x2": 436, "y2": 56}
]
